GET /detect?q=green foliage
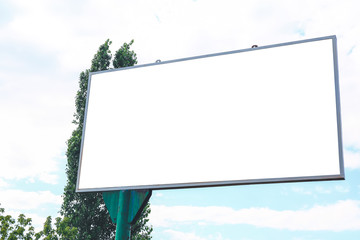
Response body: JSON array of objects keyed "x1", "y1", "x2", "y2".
[
  {"x1": 35, "y1": 216, "x2": 77, "y2": 240},
  {"x1": 113, "y1": 40, "x2": 137, "y2": 68},
  {"x1": 61, "y1": 39, "x2": 116, "y2": 240},
  {"x1": 0, "y1": 205, "x2": 35, "y2": 240},
  {"x1": 61, "y1": 39, "x2": 151, "y2": 240},
  {"x1": 90, "y1": 39, "x2": 113, "y2": 72},
  {"x1": 131, "y1": 203, "x2": 152, "y2": 240},
  {"x1": 0, "y1": 204, "x2": 77, "y2": 240},
  {"x1": 73, "y1": 71, "x2": 89, "y2": 126}
]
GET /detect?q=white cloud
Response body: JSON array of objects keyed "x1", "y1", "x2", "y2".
[
  {"x1": 0, "y1": 189, "x2": 62, "y2": 231},
  {"x1": 164, "y1": 229, "x2": 226, "y2": 240},
  {"x1": 164, "y1": 230, "x2": 207, "y2": 240},
  {"x1": 344, "y1": 149, "x2": 360, "y2": 169},
  {"x1": 0, "y1": 178, "x2": 9, "y2": 188},
  {"x1": 0, "y1": 82, "x2": 73, "y2": 183},
  {"x1": 4, "y1": 0, "x2": 358, "y2": 69},
  {"x1": 291, "y1": 187, "x2": 312, "y2": 195},
  {"x1": 290, "y1": 184, "x2": 350, "y2": 196},
  {"x1": 0, "y1": 42, "x2": 76, "y2": 184},
  {"x1": 150, "y1": 200, "x2": 360, "y2": 231},
  {"x1": 155, "y1": 192, "x2": 164, "y2": 197},
  {"x1": 335, "y1": 185, "x2": 350, "y2": 193},
  {"x1": 0, "y1": 0, "x2": 359, "y2": 225},
  {"x1": 319, "y1": 185, "x2": 350, "y2": 194},
  {"x1": 0, "y1": 189, "x2": 62, "y2": 210},
  {"x1": 314, "y1": 186, "x2": 332, "y2": 194}
]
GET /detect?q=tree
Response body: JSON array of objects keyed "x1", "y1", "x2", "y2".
[
  {"x1": 61, "y1": 39, "x2": 152, "y2": 239},
  {"x1": 0, "y1": 204, "x2": 77, "y2": 240},
  {"x1": 130, "y1": 203, "x2": 152, "y2": 240},
  {"x1": 0, "y1": 205, "x2": 35, "y2": 240},
  {"x1": 113, "y1": 40, "x2": 137, "y2": 68},
  {"x1": 35, "y1": 216, "x2": 77, "y2": 240}
]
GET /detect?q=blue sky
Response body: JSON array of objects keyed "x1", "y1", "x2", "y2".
[{"x1": 0, "y1": 0, "x2": 359, "y2": 239}]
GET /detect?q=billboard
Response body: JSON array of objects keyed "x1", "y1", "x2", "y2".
[{"x1": 76, "y1": 35, "x2": 344, "y2": 192}]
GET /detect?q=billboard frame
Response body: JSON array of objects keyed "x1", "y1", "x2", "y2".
[{"x1": 76, "y1": 35, "x2": 344, "y2": 193}]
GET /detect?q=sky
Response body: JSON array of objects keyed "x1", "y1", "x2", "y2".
[{"x1": 0, "y1": 0, "x2": 359, "y2": 239}]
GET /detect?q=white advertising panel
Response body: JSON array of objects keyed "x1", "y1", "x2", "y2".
[{"x1": 77, "y1": 36, "x2": 344, "y2": 192}]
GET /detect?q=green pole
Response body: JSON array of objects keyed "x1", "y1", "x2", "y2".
[
  {"x1": 116, "y1": 190, "x2": 131, "y2": 240},
  {"x1": 103, "y1": 190, "x2": 151, "y2": 240}
]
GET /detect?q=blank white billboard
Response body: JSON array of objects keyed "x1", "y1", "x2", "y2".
[{"x1": 76, "y1": 36, "x2": 344, "y2": 192}]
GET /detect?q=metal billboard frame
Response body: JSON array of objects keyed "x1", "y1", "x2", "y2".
[{"x1": 76, "y1": 35, "x2": 344, "y2": 193}]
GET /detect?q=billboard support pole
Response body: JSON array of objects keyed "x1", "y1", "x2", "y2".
[
  {"x1": 103, "y1": 190, "x2": 152, "y2": 240},
  {"x1": 116, "y1": 190, "x2": 131, "y2": 239}
]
